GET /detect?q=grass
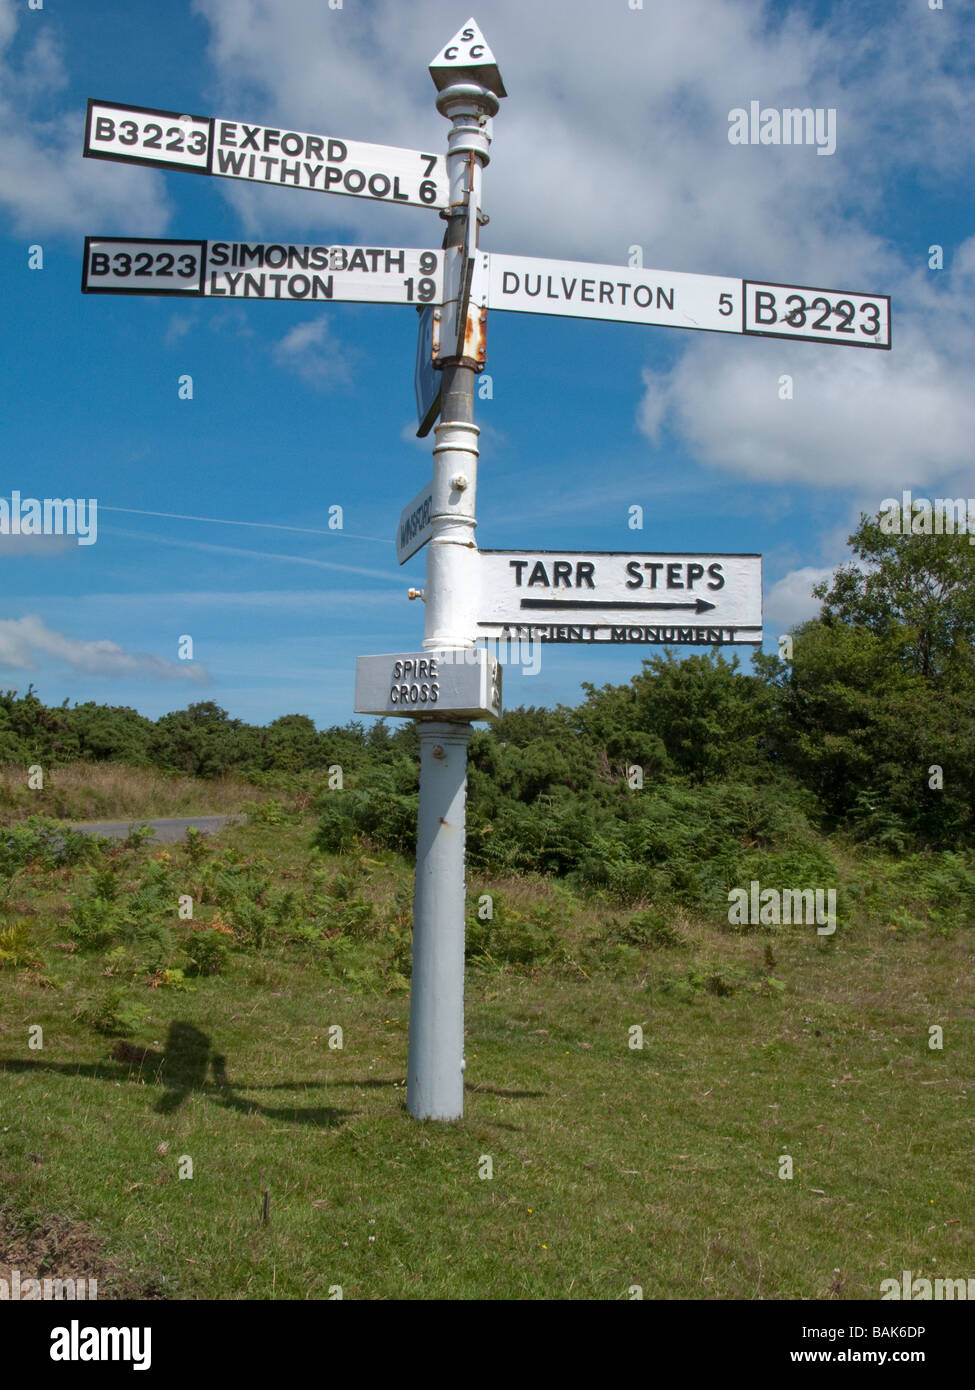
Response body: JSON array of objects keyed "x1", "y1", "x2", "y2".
[
  {"x1": 1, "y1": 812, "x2": 972, "y2": 1300},
  {"x1": 0, "y1": 762, "x2": 274, "y2": 825}
]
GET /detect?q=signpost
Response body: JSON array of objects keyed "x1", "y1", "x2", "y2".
[
  {"x1": 355, "y1": 649, "x2": 501, "y2": 721},
  {"x1": 396, "y1": 479, "x2": 435, "y2": 565},
  {"x1": 80, "y1": 15, "x2": 891, "y2": 1124},
  {"x1": 486, "y1": 252, "x2": 891, "y2": 348},
  {"x1": 475, "y1": 550, "x2": 763, "y2": 645},
  {"x1": 84, "y1": 98, "x2": 449, "y2": 209},
  {"x1": 82, "y1": 238, "x2": 445, "y2": 305},
  {"x1": 414, "y1": 307, "x2": 442, "y2": 437}
]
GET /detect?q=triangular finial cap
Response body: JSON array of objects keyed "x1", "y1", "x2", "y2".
[{"x1": 429, "y1": 18, "x2": 506, "y2": 97}]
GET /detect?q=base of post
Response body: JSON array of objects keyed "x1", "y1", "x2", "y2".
[{"x1": 406, "y1": 720, "x2": 473, "y2": 1122}]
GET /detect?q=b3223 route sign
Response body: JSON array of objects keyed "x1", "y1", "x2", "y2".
[
  {"x1": 81, "y1": 237, "x2": 445, "y2": 305},
  {"x1": 84, "y1": 98, "x2": 450, "y2": 210}
]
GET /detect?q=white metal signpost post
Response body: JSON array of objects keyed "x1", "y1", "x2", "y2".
[{"x1": 81, "y1": 17, "x2": 890, "y2": 1124}]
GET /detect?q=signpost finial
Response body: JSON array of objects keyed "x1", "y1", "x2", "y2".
[{"x1": 429, "y1": 18, "x2": 506, "y2": 98}]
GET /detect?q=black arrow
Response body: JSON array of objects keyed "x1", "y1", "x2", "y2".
[{"x1": 519, "y1": 598, "x2": 718, "y2": 614}]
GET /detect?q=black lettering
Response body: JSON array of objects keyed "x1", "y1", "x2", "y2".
[
  {"x1": 667, "y1": 563, "x2": 684, "y2": 588},
  {"x1": 94, "y1": 116, "x2": 115, "y2": 142},
  {"x1": 528, "y1": 561, "x2": 550, "y2": 587},
  {"x1": 509, "y1": 560, "x2": 528, "y2": 586},
  {"x1": 686, "y1": 562, "x2": 704, "y2": 588},
  {"x1": 216, "y1": 149, "x2": 246, "y2": 176},
  {"x1": 754, "y1": 290, "x2": 776, "y2": 324},
  {"x1": 575, "y1": 562, "x2": 595, "y2": 588},
  {"x1": 327, "y1": 139, "x2": 347, "y2": 162},
  {"x1": 625, "y1": 561, "x2": 643, "y2": 588},
  {"x1": 644, "y1": 562, "x2": 663, "y2": 589},
  {"x1": 305, "y1": 135, "x2": 324, "y2": 161},
  {"x1": 240, "y1": 124, "x2": 261, "y2": 151},
  {"x1": 707, "y1": 562, "x2": 725, "y2": 590},
  {"x1": 553, "y1": 560, "x2": 572, "y2": 587}
]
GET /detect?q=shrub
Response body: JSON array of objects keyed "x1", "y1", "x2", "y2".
[{"x1": 183, "y1": 928, "x2": 228, "y2": 976}]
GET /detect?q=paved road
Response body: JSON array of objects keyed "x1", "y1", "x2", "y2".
[{"x1": 70, "y1": 815, "x2": 245, "y2": 842}]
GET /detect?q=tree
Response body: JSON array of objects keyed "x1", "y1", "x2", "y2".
[{"x1": 812, "y1": 515, "x2": 975, "y2": 683}]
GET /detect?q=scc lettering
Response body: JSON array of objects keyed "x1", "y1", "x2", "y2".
[{"x1": 444, "y1": 26, "x2": 484, "y2": 61}]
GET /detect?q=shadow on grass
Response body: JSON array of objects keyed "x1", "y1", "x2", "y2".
[
  {"x1": 2, "y1": 1020, "x2": 548, "y2": 1129},
  {"x1": 1, "y1": 1020, "x2": 353, "y2": 1129}
]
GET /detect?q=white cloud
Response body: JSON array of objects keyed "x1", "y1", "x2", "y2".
[
  {"x1": 637, "y1": 306, "x2": 975, "y2": 488},
  {"x1": 272, "y1": 315, "x2": 357, "y2": 389},
  {"x1": 184, "y1": 0, "x2": 975, "y2": 502},
  {"x1": 0, "y1": 615, "x2": 211, "y2": 681},
  {"x1": 0, "y1": 1, "x2": 170, "y2": 236},
  {"x1": 763, "y1": 565, "x2": 833, "y2": 633}
]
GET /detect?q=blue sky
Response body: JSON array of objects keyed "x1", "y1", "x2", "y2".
[{"x1": 1, "y1": 0, "x2": 972, "y2": 729}]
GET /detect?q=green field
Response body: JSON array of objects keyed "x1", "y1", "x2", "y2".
[{"x1": 1, "y1": 794, "x2": 971, "y2": 1301}]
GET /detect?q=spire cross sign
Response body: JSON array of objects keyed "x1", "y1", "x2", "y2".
[{"x1": 81, "y1": 17, "x2": 891, "y2": 1122}]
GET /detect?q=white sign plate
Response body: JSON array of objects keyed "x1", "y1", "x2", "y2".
[
  {"x1": 476, "y1": 550, "x2": 763, "y2": 645},
  {"x1": 82, "y1": 238, "x2": 444, "y2": 305},
  {"x1": 84, "y1": 99, "x2": 450, "y2": 211},
  {"x1": 355, "y1": 649, "x2": 502, "y2": 721},
  {"x1": 487, "y1": 253, "x2": 891, "y2": 348},
  {"x1": 742, "y1": 279, "x2": 891, "y2": 348},
  {"x1": 487, "y1": 252, "x2": 742, "y2": 336},
  {"x1": 397, "y1": 479, "x2": 435, "y2": 565}
]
